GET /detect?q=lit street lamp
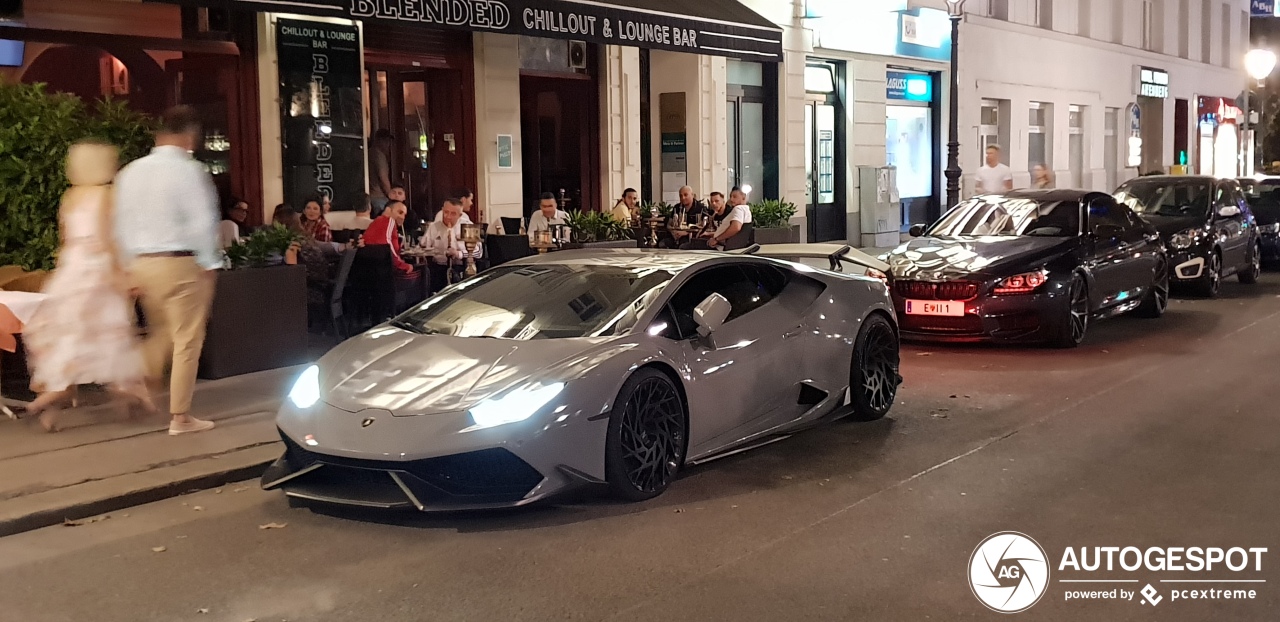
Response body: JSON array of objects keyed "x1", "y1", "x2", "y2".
[
  {"x1": 944, "y1": 0, "x2": 965, "y2": 210},
  {"x1": 1245, "y1": 49, "x2": 1277, "y2": 173}
]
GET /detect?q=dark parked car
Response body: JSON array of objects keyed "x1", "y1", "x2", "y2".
[
  {"x1": 887, "y1": 190, "x2": 1168, "y2": 348},
  {"x1": 1114, "y1": 176, "x2": 1260, "y2": 297},
  {"x1": 1237, "y1": 177, "x2": 1280, "y2": 266}
]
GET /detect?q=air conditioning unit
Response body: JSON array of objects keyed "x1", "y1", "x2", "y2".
[{"x1": 568, "y1": 40, "x2": 587, "y2": 70}]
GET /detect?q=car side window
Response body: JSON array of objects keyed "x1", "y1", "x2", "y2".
[
  {"x1": 1087, "y1": 196, "x2": 1128, "y2": 233},
  {"x1": 667, "y1": 264, "x2": 779, "y2": 337}
]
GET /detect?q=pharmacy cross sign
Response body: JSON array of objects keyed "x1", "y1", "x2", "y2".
[{"x1": 151, "y1": 0, "x2": 784, "y2": 60}]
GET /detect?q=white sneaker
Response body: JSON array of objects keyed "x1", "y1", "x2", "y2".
[{"x1": 169, "y1": 417, "x2": 216, "y2": 436}]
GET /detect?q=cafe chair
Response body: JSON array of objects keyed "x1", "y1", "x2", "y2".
[
  {"x1": 327, "y1": 248, "x2": 358, "y2": 338},
  {"x1": 345, "y1": 245, "x2": 397, "y2": 332},
  {"x1": 500, "y1": 216, "x2": 524, "y2": 235},
  {"x1": 721, "y1": 223, "x2": 755, "y2": 251}
]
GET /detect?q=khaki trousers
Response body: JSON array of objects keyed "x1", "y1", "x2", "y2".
[{"x1": 130, "y1": 257, "x2": 215, "y2": 415}]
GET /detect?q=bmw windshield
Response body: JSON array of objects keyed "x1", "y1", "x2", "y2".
[
  {"x1": 394, "y1": 265, "x2": 675, "y2": 340},
  {"x1": 1114, "y1": 179, "x2": 1212, "y2": 219},
  {"x1": 927, "y1": 197, "x2": 1080, "y2": 238}
]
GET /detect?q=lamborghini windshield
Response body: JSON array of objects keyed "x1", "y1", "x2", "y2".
[
  {"x1": 394, "y1": 265, "x2": 674, "y2": 340},
  {"x1": 927, "y1": 197, "x2": 1080, "y2": 238}
]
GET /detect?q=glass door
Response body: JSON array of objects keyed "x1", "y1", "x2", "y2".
[{"x1": 804, "y1": 62, "x2": 844, "y2": 242}]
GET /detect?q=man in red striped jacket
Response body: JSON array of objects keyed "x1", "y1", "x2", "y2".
[{"x1": 363, "y1": 201, "x2": 418, "y2": 279}]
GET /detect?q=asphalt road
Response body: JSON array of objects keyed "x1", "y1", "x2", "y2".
[{"x1": 2, "y1": 273, "x2": 1279, "y2": 622}]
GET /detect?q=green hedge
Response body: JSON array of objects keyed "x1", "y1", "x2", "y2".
[{"x1": 0, "y1": 82, "x2": 155, "y2": 271}]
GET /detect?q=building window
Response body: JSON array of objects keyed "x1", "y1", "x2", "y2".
[
  {"x1": 1201, "y1": 0, "x2": 1212, "y2": 64},
  {"x1": 1028, "y1": 102, "x2": 1053, "y2": 174},
  {"x1": 1142, "y1": 0, "x2": 1156, "y2": 52},
  {"x1": 1112, "y1": 0, "x2": 1125, "y2": 45},
  {"x1": 1069, "y1": 105, "x2": 1086, "y2": 188},
  {"x1": 988, "y1": 0, "x2": 1009, "y2": 20},
  {"x1": 980, "y1": 98, "x2": 1009, "y2": 163},
  {"x1": 1038, "y1": 0, "x2": 1053, "y2": 30},
  {"x1": 1221, "y1": 3, "x2": 1232, "y2": 69},
  {"x1": 1104, "y1": 108, "x2": 1119, "y2": 190},
  {"x1": 727, "y1": 59, "x2": 773, "y2": 198},
  {"x1": 1178, "y1": 0, "x2": 1189, "y2": 59}
]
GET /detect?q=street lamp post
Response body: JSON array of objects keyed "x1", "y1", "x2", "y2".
[
  {"x1": 945, "y1": 0, "x2": 965, "y2": 210},
  {"x1": 1245, "y1": 49, "x2": 1277, "y2": 173}
]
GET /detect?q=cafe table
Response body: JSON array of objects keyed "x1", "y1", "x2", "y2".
[{"x1": 0, "y1": 291, "x2": 46, "y2": 418}]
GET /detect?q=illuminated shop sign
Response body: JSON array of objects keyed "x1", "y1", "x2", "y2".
[
  {"x1": 886, "y1": 71, "x2": 932, "y2": 102},
  {"x1": 155, "y1": 0, "x2": 782, "y2": 60},
  {"x1": 1138, "y1": 67, "x2": 1169, "y2": 99},
  {"x1": 805, "y1": 0, "x2": 951, "y2": 62}
]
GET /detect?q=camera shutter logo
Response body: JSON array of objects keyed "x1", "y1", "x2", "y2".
[{"x1": 969, "y1": 532, "x2": 1051, "y2": 613}]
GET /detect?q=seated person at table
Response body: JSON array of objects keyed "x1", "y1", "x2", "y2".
[
  {"x1": 421, "y1": 197, "x2": 483, "y2": 294},
  {"x1": 700, "y1": 187, "x2": 752, "y2": 250},
  {"x1": 527, "y1": 192, "x2": 568, "y2": 243},
  {"x1": 611, "y1": 187, "x2": 639, "y2": 223},
  {"x1": 323, "y1": 191, "x2": 373, "y2": 232},
  {"x1": 364, "y1": 201, "x2": 419, "y2": 281},
  {"x1": 433, "y1": 188, "x2": 474, "y2": 225},
  {"x1": 219, "y1": 197, "x2": 249, "y2": 249},
  {"x1": 680, "y1": 191, "x2": 725, "y2": 250},
  {"x1": 269, "y1": 203, "x2": 292, "y2": 228},
  {"x1": 529, "y1": 193, "x2": 570, "y2": 241},
  {"x1": 277, "y1": 208, "x2": 338, "y2": 308},
  {"x1": 661, "y1": 186, "x2": 705, "y2": 248},
  {"x1": 300, "y1": 196, "x2": 333, "y2": 243}
]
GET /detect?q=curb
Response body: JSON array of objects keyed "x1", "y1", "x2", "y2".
[{"x1": 0, "y1": 448, "x2": 278, "y2": 538}]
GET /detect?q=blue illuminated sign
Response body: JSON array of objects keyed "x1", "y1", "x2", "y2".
[
  {"x1": 1252, "y1": 0, "x2": 1275, "y2": 17},
  {"x1": 887, "y1": 72, "x2": 932, "y2": 102}
]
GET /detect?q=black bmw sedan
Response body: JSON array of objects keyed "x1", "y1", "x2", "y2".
[
  {"x1": 1238, "y1": 177, "x2": 1280, "y2": 266},
  {"x1": 887, "y1": 190, "x2": 1168, "y2": 348},
  {"x1": 1114, "y1": 176, "x2": 1260, "y2": 297}
]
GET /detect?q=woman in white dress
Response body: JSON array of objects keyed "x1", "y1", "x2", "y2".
[{"x1": 22, "y1": 141, "x2": 156, "y2": 432}]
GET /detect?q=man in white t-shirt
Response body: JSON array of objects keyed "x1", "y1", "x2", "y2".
[
  {"x1": 975, "y1": 144, "x2": 1014, "y2": 195},
  {"x1": 689, "y1": 188, "x2": 753, "y2": 250}
]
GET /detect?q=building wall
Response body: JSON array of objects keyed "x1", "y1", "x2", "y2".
[
  {"x1": 960, "y1": 0, "x2": 1248, "y2": 192},
  {"x1": 647, "y1": 51, "x2": 727, "y2": 203},
  {"x1": 599, "y1": 46, "x2": 642, "y2": 210},
  {"x1": 472, "y1": 33, "x2": 524, "y2": 226}
]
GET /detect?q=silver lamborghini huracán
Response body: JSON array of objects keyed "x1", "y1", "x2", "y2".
[{"x1": 262, "y1": 246, "x2": 902, "y2": 511}]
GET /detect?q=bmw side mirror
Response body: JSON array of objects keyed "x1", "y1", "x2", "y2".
[
  {"x1": 1217, "y1": 205, "x2": 1241, "y2": 219},
  {"x1": 693, "y1": 293, "x2": 732, "y2": 346},
  {"x1": 908, "y1": 224, "x2": 928, "y2": 237}
]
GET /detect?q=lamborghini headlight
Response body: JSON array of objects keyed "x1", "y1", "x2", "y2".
[
  {"x1": 288, "y1": 365, "x2": 321, "y2": 409},
  {"x1": 1169, "y1": 229, "x2": 1199, "y2": 250},
  {"x1": 468, "y1": 382, "x2": 565, "y2": 430}
]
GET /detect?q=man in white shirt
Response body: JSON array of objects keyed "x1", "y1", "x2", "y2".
[
  {"x1": 114, "y1": 106, "x2": 220, "y2": 436},
  {"x1": 975, "y1": 144, "x2": 1014, "y2": 195},
  {"x1": 527, "y1": 192, "x2": 568, "y2": 243},
  {"x1": 688, "y1": 189, "x2": 752, "y2": 250},
  {"x1": 421, "y1": 198, "x2": 482, "y2": 294}
]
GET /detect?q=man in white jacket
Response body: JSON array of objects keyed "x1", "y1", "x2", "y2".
[{"x1": 421, "y1": 197, "x2": 482, "y2": 294}]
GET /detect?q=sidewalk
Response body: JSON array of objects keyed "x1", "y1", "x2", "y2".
[{"x1": 0, "y1": 366, "x2": 299, "y2": 537}]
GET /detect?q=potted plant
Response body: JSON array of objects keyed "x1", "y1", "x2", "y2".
[
  {"x1": 200, "y1": 225, "x2": 310, "y2": 380},
  {"x1": 750, "y1": 199, "x2": 800, "y2": 245},
  {"x1": 564, "y1": 210, "x2": 636, "y2": 248}
]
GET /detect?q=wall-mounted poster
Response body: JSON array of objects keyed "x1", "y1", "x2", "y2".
[
  {"x1": 277, "y1": 18, "x2": 365, "y2": 209},
  {"x1": 497, "y1": 134, "x2": 513, "y2": 169}
]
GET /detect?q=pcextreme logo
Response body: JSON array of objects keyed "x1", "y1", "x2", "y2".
[{"x1": 969, "y1": 532, "x2": 1269, "y2": 613}]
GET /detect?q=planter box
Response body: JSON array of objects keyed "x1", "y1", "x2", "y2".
[
  {"x1": 199, "y1": 265, "x2": 308, "y2": 380},
  {"x1": 754, "y1": 226, "x2": 799, "y2": 245}
]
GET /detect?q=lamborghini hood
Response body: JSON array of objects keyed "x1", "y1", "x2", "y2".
[{"x1": 316, "y1": 327, "x2": 614, "y2": 416}]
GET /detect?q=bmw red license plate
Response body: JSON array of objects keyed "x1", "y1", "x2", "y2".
[{"x1": 905, "y1": 299, "x2": 965, "y2": 317}]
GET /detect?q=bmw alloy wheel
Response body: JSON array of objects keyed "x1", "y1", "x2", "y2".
[
  {"x1": 1240, "y1": 246, "x2": 1261, "y2": 284},
  {"x1": 1052, "y1": 275, "x2": 1089, "y2": 348}
]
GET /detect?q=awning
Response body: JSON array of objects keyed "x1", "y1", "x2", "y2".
[{"x1": 153, "y1": 0, "x2": 783, "y2": 60}]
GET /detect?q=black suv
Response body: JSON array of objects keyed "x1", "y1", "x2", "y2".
[{"x1": 1114, "y1": 176, "x2": 1260, "y2": 297}]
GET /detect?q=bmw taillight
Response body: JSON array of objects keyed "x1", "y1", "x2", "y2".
[{"x1": 992, "y1": 269, "x2": 1049, "y2": 295}]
